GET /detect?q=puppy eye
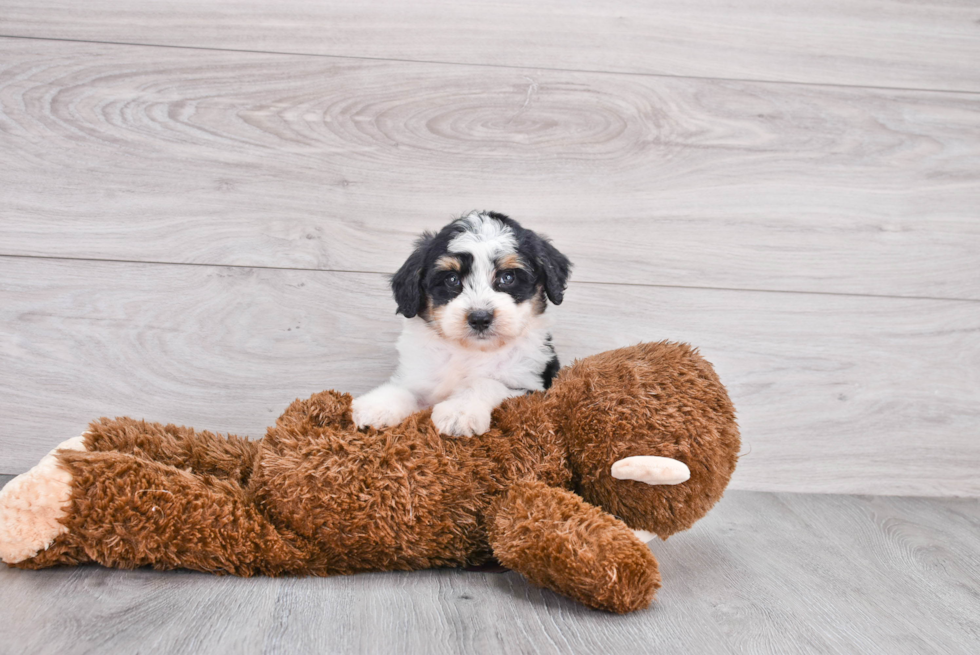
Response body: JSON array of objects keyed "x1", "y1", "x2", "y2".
[
  {"x1": 446, "y1": 273, "x2": 461, "y2": 287},
  {"x1": 497, "y1": 271, "x2": 516, "y2": 287}
]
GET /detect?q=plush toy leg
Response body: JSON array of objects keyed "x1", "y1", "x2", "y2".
[
  {"x1": 0, "y1": 437, "x2": 87, "y2": 564},
  {"x1": 84, "y1": 418, "x2": 259, "y2": 485},
  {"x1": 4, "y1": 448, "x2": 311, "y2": 576},
  {"x1": 488, "y1": 480, "x2": 661, "y2": 613}
]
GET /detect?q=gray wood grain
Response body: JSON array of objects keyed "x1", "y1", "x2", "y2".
[
  {"x1": 1, "y1": 1, "x2": 979, "y2": 92},
  {"x1": 0, "y1": 485, "x2": 976, "y2": 654},
  {"x1": 1, "y1": 3, "x2": 977, "y2": 650},
  {"x1": 1, "y1": 40, "x2": 978, "y2": 301},
  {"x1": 2, "y1": 257, "x2": 978, "y2": 496},
  {"x1": 0, "y1": 258, "x2": 399, "y2": 474}
]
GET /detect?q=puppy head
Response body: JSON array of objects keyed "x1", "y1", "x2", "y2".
[{"x1": 391, "y1": 211, "x2": 571, "y2": 350}]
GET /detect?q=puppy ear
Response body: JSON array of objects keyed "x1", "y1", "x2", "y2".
[
  {"x1": 525, "y1": 232, "x2": 572, "y2": 305},
  {"x1": 390, "y1": 232, "x2": 434, "y2": 318}
]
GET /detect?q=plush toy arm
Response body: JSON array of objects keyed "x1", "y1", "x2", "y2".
[
  {"x1": 487, "y1": 480, "x2": 661, "y2": 613},
  {"x1": 83, "y1": 418, "x2": 258, "y2": 484}
]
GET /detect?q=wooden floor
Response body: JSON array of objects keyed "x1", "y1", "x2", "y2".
[
  {"x1": 2, "y1": 475, "x2": 978, "y2": 655},
  {"x1": 1, "y1": 2, "x2": 979, "y2": 653}
]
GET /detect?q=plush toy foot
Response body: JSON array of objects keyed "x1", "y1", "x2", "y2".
[
  {"x1": 0, "y1": 436, "x2": 87, "y2": 564},
  {"x1": 611, "y1": 456, "x2": 690, "y2": 486}
]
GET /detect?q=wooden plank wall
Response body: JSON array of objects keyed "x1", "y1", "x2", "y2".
[
  {"x1": 3, "y1": 0, "x2": 980, "y2": 91},
  {"x1": 0, "y1": 2, "x2": 978, "y2": 495}
]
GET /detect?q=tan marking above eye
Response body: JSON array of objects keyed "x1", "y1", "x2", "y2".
[
  {"x1": 434, "y1": 256, "x2": 462, "y2": 271},
  {"x1": 496, "y1": 253, "x2": 526, "y2": 271}
]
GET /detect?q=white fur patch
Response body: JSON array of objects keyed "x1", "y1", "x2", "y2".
[
  {"x1": 395, "y1": 313, "x2": 553, "y2": 404},
  {"x1": 354, "y1": 313, "x2": 554, "y2": 436},
  {"x1": 0, "y1": 436, "x2": 86, "y2": 564},
  {"x1": 449, "y1": 212, "x2": 518, "y2": 262}
]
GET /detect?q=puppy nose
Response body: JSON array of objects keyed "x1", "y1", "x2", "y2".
[{"x1": 467, "y1": 310, "x2": 494, "y2": 332}]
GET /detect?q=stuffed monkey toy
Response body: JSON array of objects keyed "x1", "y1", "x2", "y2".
[{"x1": 0, "y1": 341, "x2": 738, "y2": 613}]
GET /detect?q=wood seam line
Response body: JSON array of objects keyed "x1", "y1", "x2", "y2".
[
  {"x1": 1, "y1": 33, "x2": 978, "y2": 97},
  {"x1": 2, "y1": 253, "x2": 978, "y2": 305}
]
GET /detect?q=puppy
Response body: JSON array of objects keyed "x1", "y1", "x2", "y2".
[{"x1": 352, "y1": 211, "x2": 571, "y2": 437}]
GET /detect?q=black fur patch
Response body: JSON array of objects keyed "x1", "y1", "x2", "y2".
[
  {"x1": 493, "y1": 266, "x2": 538, "y2": 305},
  {"x1": 390, "y1": 222, "x2": 468, "y2": 318},
  {"x1": 540, "y1": 341, "x2": 561, "y2": 390},
  {"x1": 425, "y1": 253, "x2": 473, "y2": 309}
]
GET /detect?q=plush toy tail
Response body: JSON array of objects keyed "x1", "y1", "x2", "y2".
[{"x1": 487, "y1": 480, "x2": 661, "y2": 613}]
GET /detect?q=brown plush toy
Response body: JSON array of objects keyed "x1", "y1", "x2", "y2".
[{"x1": 0, "y1": 341, "x2": 739, "y2": 613}]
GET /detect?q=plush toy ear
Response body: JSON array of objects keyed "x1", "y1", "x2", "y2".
[
  {"x1": 390, "y1": 232, "x2": 434, "y2": 318},
  {"x1": 524, "y1": 231, "x2": 572, "y2": 305}
]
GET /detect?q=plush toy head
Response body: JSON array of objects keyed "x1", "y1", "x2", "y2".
[{"x1": 547, "y1": 342, "x2": 739, "y2": 539}]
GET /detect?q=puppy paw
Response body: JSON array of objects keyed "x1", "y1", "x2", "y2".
[
  {"x1": 351, "y1": 384, "x2": 419, "y2": 430},
  {"x1": 0, "y1": 437, "x2": 85, "y2": 564},
  {"x1": 431, "y1": 398, "x2": 492, "y2": 437}
]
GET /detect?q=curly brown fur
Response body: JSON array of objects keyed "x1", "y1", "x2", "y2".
[
  {"x1": 3, "y1": 342, "x2": 739, "y2": 613},
  {"x1": 549, "y1": 342, "x2": 740, "y2": 538},
  {"x1": 249, "y1": 391, "x2": 570, "y2": 574},
  {"x1": 489, "y1": 480, "x2": 661, "y2": 613},
  {"x1": 85, "y1": 418, "x2": 259, "y2": 486}
]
